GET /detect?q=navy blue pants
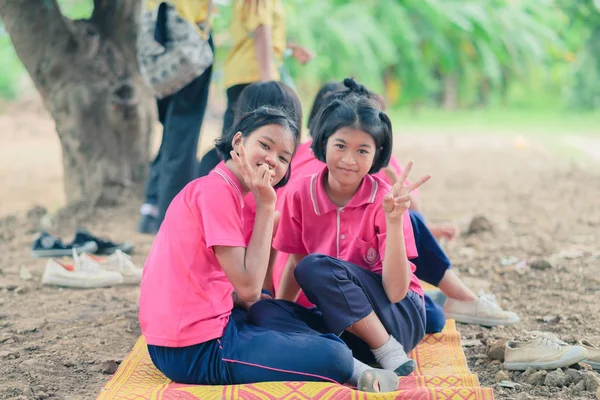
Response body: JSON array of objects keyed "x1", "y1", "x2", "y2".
[
  {"x1": 409, "y1": 210, "x2": 450, "y2": 333},
  {"x1": 144, "y1": 37, "x2": 214, "y2": 223},
  {"x1": 147, "y1": 308, "x2": 353, "y2": 385},
  {"x1": 251, "y1": 254, "x2": 426, "y2": 365}
]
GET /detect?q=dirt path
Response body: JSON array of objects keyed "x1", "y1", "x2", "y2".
[{"x1": 0, "y1": 100, "x2": 599, "y2": 399}]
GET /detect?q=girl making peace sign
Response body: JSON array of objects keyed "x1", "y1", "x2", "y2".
[{"x1": 249, "y1": 79, "x2": 430, "y2": 392}]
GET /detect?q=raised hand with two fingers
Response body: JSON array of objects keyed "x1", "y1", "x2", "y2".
[{"x1": 382, "y1": 161, "x2": 430, "y2": 221}]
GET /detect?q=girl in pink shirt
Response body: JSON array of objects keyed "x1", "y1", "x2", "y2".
[
  {"x1": 138, "y1": 106, "x2": 355, "y2": 386},
  {"x1": 272, "y1": 81, "x2": 518, "y2": 330},
  {"x1": 249, "y1": 79, "x2": 431, "y2": 392}
]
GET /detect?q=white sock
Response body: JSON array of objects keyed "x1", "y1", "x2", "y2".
[
  {"x1": 349, "y1": 358, "x2": 400, "y2": 392},
  {"x1": 371, "y1": 335, "x2": 413, "y2": 372},
  {"x1": 348, "y1": 358, "x2": 370, "y2": 386},
  {"x1": 140, "y1": 203, "x2": 159, "y2": 217}
]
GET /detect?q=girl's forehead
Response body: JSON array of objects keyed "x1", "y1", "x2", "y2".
[
  {"x1": 331, "y1": 127, "x2": 375, "y2": 145},
  {"x1": 251, "y1": 124, "x2": 296, "y2": 149}
]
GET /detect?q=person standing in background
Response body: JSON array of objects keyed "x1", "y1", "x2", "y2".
[
  {"x1": 197, "y1": 0, "x2": 313, "y2": 177},
  {"x1": 137, "y1": 0, "x2": 216, "y2": 234}
]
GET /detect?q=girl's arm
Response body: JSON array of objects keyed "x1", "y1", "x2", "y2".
[
  {"x1": 286, "y1": 43, "x2": 314, "y2": 65},
  {"x1": 215, "y1": 146, "x2": 278, "y2": 303},
  {"x1": 276, "y1": 253, "x2": 306, "y2": 301},
  {"x1": 381, "y1": 217, "x2": 411, "y2": 303},
  {"x1": 254, "y1": 24, "x2": 274, "y2": 81},
  {"x1": 262, "y1": 210, "x2": 282, "y2": 294},
  {"x1": 381, "y1": 161, "x2": 431, "y2": 303},
  {"x1": 215, "y1": 203, "x2": 275, "y2": 302}
]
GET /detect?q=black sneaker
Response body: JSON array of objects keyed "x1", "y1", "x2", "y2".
[
  {"x1": 31, "y1": 231, "x2": 98, "y2": 258},
  {"x1": 71, "y1": 228, "x2": 135, "y2": 255}
]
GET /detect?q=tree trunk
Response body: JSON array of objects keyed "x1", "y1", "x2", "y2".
[
  {"x1": 442, "y1": 74, "x2": 458, "y2": 110},
  {"x1": 0, "y1": 0, "x2": 154, "y2": 207}
]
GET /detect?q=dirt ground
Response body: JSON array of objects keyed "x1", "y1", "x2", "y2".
[{"x1": 0, "y1": 95, "x2": 599, "y2": 400}]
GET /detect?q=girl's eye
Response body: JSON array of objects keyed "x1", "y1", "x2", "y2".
[
  {"x1": 259, "y1": 141, "x2": 269, "y2": 150},
  {"x1": 335, "y1": 144, "x2": 345, "y2": 150},
  {"x1": 358, "y1": 149, "x2": 369, "y2": 155},
  {"x1": 279, "y1": 156, "x2": 289, "y2": 164}
]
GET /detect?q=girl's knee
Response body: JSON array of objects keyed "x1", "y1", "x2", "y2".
[
  {"x1": 294, "y1": 253, "x2": 329, "y2": 284},
  {"x1": 247, "y1": 299, "x2": 280, "y2": 327}
]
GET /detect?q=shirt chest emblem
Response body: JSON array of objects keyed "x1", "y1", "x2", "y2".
[{"x1": 363, "y1": 247, "x2": 378, "y2": 265}]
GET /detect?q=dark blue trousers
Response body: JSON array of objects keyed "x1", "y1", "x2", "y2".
[
  {"x1": 147, "y1": 308, "x2": 353, "y2": 385},
  {"x1": 144, "y1": 37, "x2": 214, "y2": 223},
  {"x1": 409, "y1": 210, "x2": 449, "y2": 333},
  {"x1": 251, "y1": 254, "x2": 426, "y2": 365}
]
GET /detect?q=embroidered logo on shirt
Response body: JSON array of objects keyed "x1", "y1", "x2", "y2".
[{"x1": 363, "y1": 247, "x2": 378, "y2": 265}]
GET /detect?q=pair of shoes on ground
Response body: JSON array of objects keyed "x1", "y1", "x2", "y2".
[
  {"x1": 32, "y1": 228, "x2": 134, "y2": 258},
  {"x1": 504, "y1": 332, "x2": 600, "y2": 370},
  {"x1": 42, "y1": 249, "x2": 143, "y2": 289},
  {"x1": 425, "y1": 289, "x2": 520, "y2": 327}
]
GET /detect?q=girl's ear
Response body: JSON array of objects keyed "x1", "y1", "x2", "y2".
[{"x1": 231, "y1": 131, "x2": 243, "y2": 153}]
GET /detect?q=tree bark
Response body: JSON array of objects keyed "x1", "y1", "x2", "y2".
[
  {"x1": 0, "y1": 0, "x2": 154, "y2": 207},
  {"x1": 442, "y1": 74, "x2": 458, "y2": 110}
]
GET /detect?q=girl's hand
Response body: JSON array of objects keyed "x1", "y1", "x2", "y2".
[
  {"x1": 383, "y1": 161, "x2": 430, "y2": 221},
  {"x1": 429, "y1": 223, "x2": 460, "y2": 241},
  {"x1": 231, "y1": 143, "x2": 277, "y2": 207},
  {"x1": 289, "y1": 45, "x2": 314, "y2": 65}
]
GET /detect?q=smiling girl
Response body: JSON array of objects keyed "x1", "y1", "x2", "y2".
[
  {"x1": 248, "y1": 79, "x2": 430, "y2": 392},
  {"x1": 138, "y1": 106, "x2": 354, "y2": 386}
]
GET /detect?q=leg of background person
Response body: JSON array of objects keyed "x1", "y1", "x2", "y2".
[
  {"x1": 157, "y1": 38, "x2": 214, "y2": 223},
  {"x1": 196, "y1": 83, "x2": 250, "y2": 177},
  {"x1": 137, "y1": 97, "x2": 170, "y2": 234},
  {"x1": 197, "y1": 148, "x2": 222, "y2": 177},
  {"x1": 424, "y1": 294, "x2": 446, "y2": 333}
]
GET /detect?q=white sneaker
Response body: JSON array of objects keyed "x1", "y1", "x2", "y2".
[
  {"x1": 444, "y1": 293, "x2": 520, "y2": 327},
  {"x1": 81, "y1": 250, "x2": 142, "y2": 285},
  {"x1": 578, "y1": 340, "x2": 600, "y2": 370},
  {"x1": 504, "y1": 333, "x2": 588, "y2": 370},
  {"x1": 42, "y1": 250, "x2": 123, "y2": 288}
]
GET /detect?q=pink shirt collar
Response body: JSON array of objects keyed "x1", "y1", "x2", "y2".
[
  {"x1": 310, "y1": 166, "x2": 380, "y2": 216},
  {"x1": 211, "y1": 161, "x2": 245, "y2": 208}
]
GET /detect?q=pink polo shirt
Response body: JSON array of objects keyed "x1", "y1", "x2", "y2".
[
  {"x1": 273, "y1": 166, "x2": 423, "y2": 300},
  {"x1": 139, "y1": 162, "x2": 247, "y2": 347}
]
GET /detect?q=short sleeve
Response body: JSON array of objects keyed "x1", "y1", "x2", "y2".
[
  {"x1": 237, "y1": 0, "x2": 275, "y2": 32},
  {"x1": 376, "y1": 208, "x2": 419, "y2": 261},
  {"x1": 198, "y1": 187, "x2": 246, "y2": 249},
  {"x1": 273, "y1": 188, "x2": 307, "y2": 255}
]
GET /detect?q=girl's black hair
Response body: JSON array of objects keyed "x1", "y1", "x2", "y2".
[
  {"x1": 215, "y1": 106, "x2": 299, "y2": 188},
  {"x1": 310, "y1": 78, "x2": 393, "y2": 174},
  {"x1": 233, "y1": 81, "x2": 303, "y2": 140},
  {"x1": 307, "y1": 81, "x2": 344, "y2": 134}
]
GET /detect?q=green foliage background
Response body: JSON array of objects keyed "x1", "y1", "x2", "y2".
[{"x1": 1, "y1": 0, "x2": 599, "y2": 112}]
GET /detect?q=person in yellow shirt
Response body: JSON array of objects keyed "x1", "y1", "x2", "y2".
[
  {"x1": 197, "y1": 0, "x2": 313, "y2": 177},
  {"x1": 138, "y1": 0, "x2": 216, "y2": 234}
]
